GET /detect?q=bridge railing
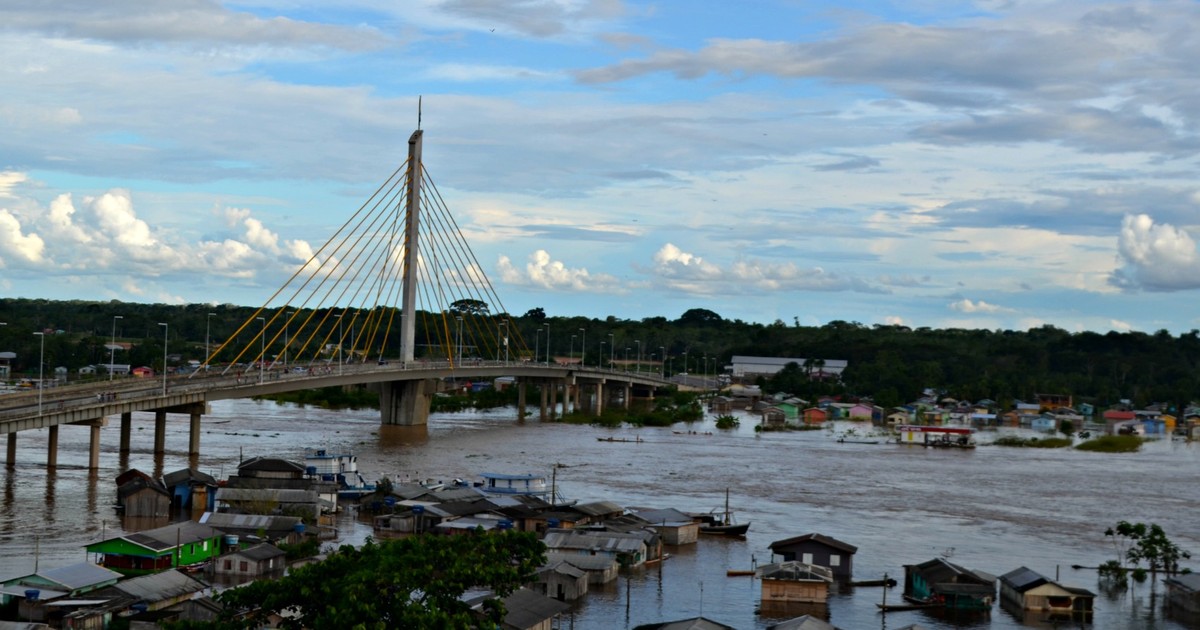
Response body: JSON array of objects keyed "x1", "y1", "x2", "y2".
[{"x1": 0, "y1": 360, "x2": 670, "y2": 421}]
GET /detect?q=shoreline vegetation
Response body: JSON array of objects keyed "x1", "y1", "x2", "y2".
[{"x1": 257, "y1": 387, "x2": 1152, "y2": 453}]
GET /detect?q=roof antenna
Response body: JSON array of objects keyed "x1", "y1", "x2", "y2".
[{"x1": 418, "y1": 95, "x2": 422, "y2": 130}]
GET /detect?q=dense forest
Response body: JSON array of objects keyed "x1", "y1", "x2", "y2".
[{"x1": 1, "y1": 297, "x2": 1196, "y2": 411}]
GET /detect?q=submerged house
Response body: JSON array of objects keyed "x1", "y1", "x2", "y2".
[
  {"x1": 1165, "y1": 573, "x2": 1200, "y2": 615},
  {"x1": 757, "y1": 561, "x2": 834, "y2": 605},
  {"x1": 904, "y1": 558, "x2": 996, "y2": 610},
  {"x1": 163, "y1": 468, "x2": 219, "y2": 513},
  {"x1": 0, "y1": 562, "x2": 123, "y2": 624},
  {"x1": 768, "y1": 533, "x2": 858, "y2": 581},
  {"x1": 999, "y1": 566, "x2": 1094, "y2": 616}
]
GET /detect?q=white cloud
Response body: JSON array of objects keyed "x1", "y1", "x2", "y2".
[
  {"x1": 498, "y1": 249, "x2": 623, "y2": 291},
  {"x1": 0, "y1": 209, "x2": 45, "y2": 264},
  {"x1": 1111, "y1": 213, "x2": 1200, "y2": 291},
  {"x1": 949, "y1": 298, "x2": 1013, "y2": 314},
  {"x1": 0, "y1": 171, "x2": 28, "y2": 198}
]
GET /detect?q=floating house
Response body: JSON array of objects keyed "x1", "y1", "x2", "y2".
[
  {"x1": 757, "y1": 561, "x2": 834, "y2": 605},
  {"x1": 999, "y1": 566, "x2": 1094, "y2": 617},
  {"x1": 0, "y1": 562, "x2": 123, "y2": 624},
  {"x1": 544, "y1": 552, "x2": 619, "y2": 585},
  {"x1": 163, "y1": 468, "x2": 219, "y2": 513},
  {"x1": 117, "y1": 475, "x2": 172, "y2": 518},
  {"x1": 903, "y1": 558, "x2": 996, "y2": 610},
  {"x1": 768, "y1": 533, "x2": 857, "y2": 581},
  {"x1": 543, "y1": 529, "x2": 647, "y2": 568},
  {"x1": 85, "y1": 522, "x2": 225, "y2": 576},
  {"x1": 631, "y1": 508, "x2": 700, "y2": 546}
]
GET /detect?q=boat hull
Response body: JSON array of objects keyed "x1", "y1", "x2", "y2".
[{"x1": 700, "y1": 522, "x2": 750, "y2": 536}]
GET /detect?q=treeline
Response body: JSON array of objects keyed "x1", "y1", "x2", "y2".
[{"x1": 1, "y1": 299, "x2": 1196, "y2": 410}]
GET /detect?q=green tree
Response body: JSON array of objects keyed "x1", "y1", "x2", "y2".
[
  {"x1": 1105, "y1": 521, "x2": 1192, "y2": 580},
  {"x1": 449, "y1": 299, "x2": 490, "y2": 315},
  {"x1": 198, "y1": 531, "x2": 545, "y2": 629}
]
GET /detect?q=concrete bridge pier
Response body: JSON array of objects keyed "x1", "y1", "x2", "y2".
[
  {"x1": 154, "y1": 411, "x2": 167, "y2": 455},
  {"x1": 87, "y1": 421, "x2": 103, "y2": 470},
  {"x1": 5, "y1": 432, "x2": 15, "y2": 468},
  {"x1": 47, "y1": 425, "x2": 59, "y2": 469},
  {"x1": 539, "y1": 381, "x2": 549, "y2": 420},
  {"x1": 189, "y1": 410, "x2": 202, "y2": 456},
  {"x1": 594, "y1": 381, "x2": 604, "y2": 416},
  {"x1": 380, "y1": 379, "x2": 436, "y2": 426},
  {"x1": 516, "y1": 381, "x2": 527, "y2": 420},
  {"x1": 623, "y1": 383, "x2": 632, "y2": 410},
  {"x1": 119, "y1": 412, "x2": 132, "y2": 453},
  {"x1": 549, "y1": 382, "x2": 558, "y2": 419}
]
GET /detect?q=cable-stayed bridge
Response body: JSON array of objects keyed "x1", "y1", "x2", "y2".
[{"x1": 0, "y1": 130, "x2": 671, "y2": 469}]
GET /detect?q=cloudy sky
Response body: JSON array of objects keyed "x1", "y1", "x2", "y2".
[{"x1": 3, "y1": 0, "x2": 1200, "y2": 333}]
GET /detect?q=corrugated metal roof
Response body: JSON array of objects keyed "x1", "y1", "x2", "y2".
[
  {"x1": 572, "y1": 500, "x2": 624, "y2": 516},
  {"x1": 199, "y1": 512, "x2": 301, "y2": 533},
  {"x1": 124, "y1": 522, "x2": 221, "y2": 551},
  {"x1": 114, "y1": 570, "x2": 206, "y2": 601},
  {"x1": 999, "y1": 566, "x2": 1046, "y2": 591},
  {"x1": 545, "y1": 552, "x2": 618, "y2": 572},
  {"x1": 36, "y1": 563, "x2": 123, "y2": 590},
  {"x1": 544, "y1": 530, "x2": 644, "y2": 554},
  {"x1": 768, "y1": 532, "x2": 858, "y2": 554},
  {"x1": 499, "y1": 589, "x2": 569, "y2": 629},
  {"x1": 228, "y1": 543, "x2": 285, "y2": 562},
  {"x1": 632, "y1": 508, "x2": 694, "y2": 527}
]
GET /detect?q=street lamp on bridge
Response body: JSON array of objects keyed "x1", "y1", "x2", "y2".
[
  {"x1": 157, "y1": 322, "x2": 168, "y2": 396},
  {"x1": 334, "y1": 314, "x2": 345, "y2": 375},
  {"x1": 109, "y1": 315, "x2": 123, "y2": 381},
  {"x1": 33, "y1": 331, "x2": 44, "y2": 415},
  {"x1": 543, "y1": 323, "x2": 550, "y2": 365},
  {"x1": 456, "y1": 316, "x2": 463, "y2": 366},
  {"x1": 205, "y1": 312, "x2": 215, "y2": 370},
  {"x1": 501, "y1": 321, "x2": 509, "y2": 364},
  {"x1": 607, "y1": 333, "x2": 614, "y2": 368},
  {"x1": 569, "y1": 334, "x2": 576, "y2": 365},
  {"x1": 285, "y1": 311, "x2": 295, "y2": 367},
  {"x1": 635, "y1": 340, "x2": 641, "y2": 374},
  {"x1": 535, "y1": 328, "x2": 541, "y2": 367},
  {"x1": 579, "y1": 328, "x2": 585, "y2": 366},
  {"x1": 659, "y1": 346, "x2": 665, "y2": 377}
]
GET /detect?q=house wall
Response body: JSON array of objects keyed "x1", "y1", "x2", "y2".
[
  {"x1": 125, "y1": 489, "x2": 171, "y2": 518},
  {"x1": 775, "y1": 543, "x2": 854, "y2": 580},
  {"x1": 216, "y1": 555, "x2": 284, "y2": 578},
  {"x1": 539, "y1": 573, "x2": 588, "y2": 601},
  {"x1": 1167, "y1": 587, "x2": 1200, "y2": 615},
  {"x1": 761, "y1": 578, "x2": 828, "y2": 603},
  {"x1": 654, "y1": 523, "x2": 698, "y2": 546}
]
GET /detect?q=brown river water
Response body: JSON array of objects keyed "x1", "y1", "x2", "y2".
[{"x1": 1, "y1": 399, "x2": 1197, "y2": 629}]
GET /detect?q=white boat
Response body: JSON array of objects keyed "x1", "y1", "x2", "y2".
[
  {"x1": 474, "y1": 470, "x2": 573, "y2": 505},
  {"x1": 305, "y1": 449, "x2": 377, "y2": 499},
  {"x1": 894, "y1": 425, "x2": 976, "y2": 448}
]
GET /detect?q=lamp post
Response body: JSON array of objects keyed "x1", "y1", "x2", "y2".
[
  {"x1": 157, "y1": 322, "x2": 168, "y2": 396},
  {"x1": 109, "y1": 315, "x2": 123, "y2": 381},
  {"x1": 501, "y1": 321, "x2": 509, "y2": 364},
  {"x1": 257, "y1": 317, "x2": 266, "y2": 384},
  {"x1": 284, "y1": 311, "x2": 295, "y2": 368},
  {"x1": 579, "y1": 328, "x2": 585, "y2": 367},
  {"x1": 535, "y1": 328, "x2": 541, "y2": 367},
  {"x1": 660, "y1": 346, "x2": 665, "y2": 377},
  {"x1": 456, "y1": 316, "x2": 463, "y2": 366},
  {"x1": 635, "y1": 340, "x2": 641, "y2": 374},
  {"x1": 608, "y1": 333, "x2": 614, "y2": 368},
  {"x1": 205, "y1": 312, "x2": 215, "y2": 369},
  {"x1": 682, "y1": 351, "x2": 688, "y2": 377},
  {"x1": 569, "y1": 335, "x2": 576, "y2": 365},
  {"x1": 543, "y1": 323, "x2": 550, "y2": 365},
  {"x1": 33, "y1": 331, "x2": 44, "y2": 414},
  {"x1": 335, "y1": 314, "x2": 344, "y2": 374}
]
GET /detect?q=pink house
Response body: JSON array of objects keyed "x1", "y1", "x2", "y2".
[{"x1": 846, "y1": 403, "x2": 875, "y2": 420}]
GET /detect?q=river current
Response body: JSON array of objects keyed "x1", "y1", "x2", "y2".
[{"x1": 1, "y1": 399, "x2": 1197, "y2": 629}]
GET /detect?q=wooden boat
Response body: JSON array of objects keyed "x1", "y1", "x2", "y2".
[
  {"x1": 699, "y1": 488, "x2": 750, "y2": 536},
  {"x1": 876, "y1": 601, "x2": 938, "y2": 611},
  {"x1": 836, "y1": 437, "x2": 880, "y2": 444},
  {"x1": 727, "y1": 569, "x2": 756, "y2": 576}
]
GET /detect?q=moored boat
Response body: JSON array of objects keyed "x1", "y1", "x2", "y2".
[
  {"x1": 697, "y1": 488, "x2": 750, "y2": 536},
  {"x1": 305, "y1": 449, "x2": 377, "y2": 499}
]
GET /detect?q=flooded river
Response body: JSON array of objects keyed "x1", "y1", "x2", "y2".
[{"x1": 1, "y1": 399, "x2": 1197, "y2": 629}]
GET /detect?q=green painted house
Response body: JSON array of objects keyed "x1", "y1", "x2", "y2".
[{"x1": 85, "y1": 521, "x2": 225, "y2": 576}]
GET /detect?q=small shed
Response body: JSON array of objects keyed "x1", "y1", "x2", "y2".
[
  {"x1": 117, "y1": 477, "x2": 171, "y2": 518},
  {"x1": 802, "y1": 407, "x2": 828, "y2": 424},
  {"x1": 132, "y1": 366, "x2": 155, "y2": 378},
  {"x1": 214, "y1": 543, "x2": 286, "y2": 578},
  {"x1": 534, "y1": 560, "x2": 589, "y2": 602},
  {"x1": 758, "y1": 561, "x2": 834, "y2": 604},
  {"x1": 768, "y1": 533, "x2": 857, "y2": 581},
  {"x1": 163, "y1": 468, "x2": 219, "y2": 513},
  {"x1": 466, "y1": 587, "x2": 569, "y2": 630},
  {"x1": 999, "y1": 566, "x2": 1094, "y2": 616}
]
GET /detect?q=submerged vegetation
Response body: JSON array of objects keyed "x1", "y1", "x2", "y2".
[
  {"x1": 992, "y1": 435, "x2": 1072, "y2": 448},
  {"x1": 1075, "y1": 434, "x2": 1144, "y2": 453}
]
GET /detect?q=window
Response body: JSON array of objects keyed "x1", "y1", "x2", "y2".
[
  {"x1": 829, "y1": 554, "x2": 841, "y2": 567},
  {"x1": 240, "y1": 561, "x2": 249, "y2": 572},
  {"x1": 223, "y1": 560, "x2": 232, "y2": 570},
  {"x1": 802, "y1": 553, "x2": 813, "y2": 564}
]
